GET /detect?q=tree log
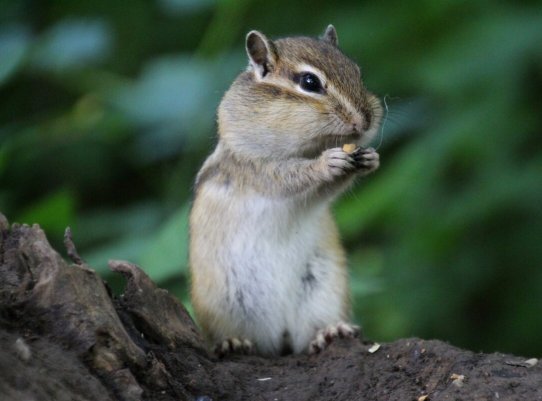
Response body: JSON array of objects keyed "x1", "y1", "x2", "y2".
[{"x1": 0, "y1": 213, "x2": 540, "y2": 401}]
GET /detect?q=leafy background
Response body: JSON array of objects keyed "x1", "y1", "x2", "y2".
[{"x1": 1, "y1": 0, "x2": 541, "y2": 356}]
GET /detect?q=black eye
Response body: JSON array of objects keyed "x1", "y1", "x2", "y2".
[{"x1": 298, "y1": 72, "x2": 323, "y2": 93}]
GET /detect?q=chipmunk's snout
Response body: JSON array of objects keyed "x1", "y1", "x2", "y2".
[
  {"x1": 350, "y1": 113, "x2": 365, "y2": 135},
  {"x1": 352, "y1": 122, "x2": 362, "y2": 135}
]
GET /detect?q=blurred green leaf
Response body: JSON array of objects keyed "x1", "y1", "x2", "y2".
[
  {"x1": 109, "y1": 56, "x2": 213, "y2": 128},
  {"x1": 139, "y1": 203, "x2": 190, "y2": 283},
  {"x1": 158, "y1": 0, "x2": 215, "y2": 15},
  {"x1": 418, "y1": 12, "x2": 542, "y2": 93},
  {"x1": 336, "y1": 141, "x2": 427, "y2": 237},
  {"x1": 84, "y1": 234, "x2": 152, "y2": 275},
  {"x1": 30, "y1": 19, "x2": 112, "y2": 72},
  {"x1": 108, "y1": 56, "x2": 217, "y2": 162},
  {"x1": 76, "y1": 202, "x2": 163, "y2": 247},
  {"x1": 17, "y1": 189, "x2": 75, "y2": 235},
  {"x1": 0, "y1": 24, "x2": 31, "y2": 86}
]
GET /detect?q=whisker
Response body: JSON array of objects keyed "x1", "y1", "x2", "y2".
[{"x1": 374, "y1": 94, "x2": 390, "y2": 151}]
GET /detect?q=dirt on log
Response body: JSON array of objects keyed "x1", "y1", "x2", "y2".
[{"x1": 0, "y1": 213, "x2": 540, "y2": 401}]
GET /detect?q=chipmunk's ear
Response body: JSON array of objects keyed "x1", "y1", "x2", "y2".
[
  {"x1": 322, "y1": 24, "x2": 339, "y2": 47},
  {"x1": 246, "y1": 30, "x2": 277, "y2": 79}
]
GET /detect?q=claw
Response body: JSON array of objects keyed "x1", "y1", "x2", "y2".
[
  {"x1": 308, "y1": 322, "x2": 360, "y2": 354},
  {"x1": 214, "y1": 337, "x2": 253, "y2": 357}
]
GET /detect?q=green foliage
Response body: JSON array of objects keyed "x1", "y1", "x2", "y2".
[{"x1": 1, "y1": 0, "x2": 541, "y2": 356}]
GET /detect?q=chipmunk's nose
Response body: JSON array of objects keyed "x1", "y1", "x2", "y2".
[{"x1": 352, "y1": 123, "x2": 361, "y2": 135}]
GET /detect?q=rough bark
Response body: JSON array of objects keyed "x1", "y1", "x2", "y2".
[{"x1": 0, "y1": 213, "x2": 540, "y2": 401}]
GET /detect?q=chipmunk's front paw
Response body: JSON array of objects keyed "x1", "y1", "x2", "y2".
[
  {"x1": 308, "y1": 322, "x2": 360, "y2": 354},
  {"x1": 351, "y1": 147, "x2": 379, "y2": 176},
  {"x1": 213, "y1": 337, "x2": 253, "y2": 357},
  {"x1": 320, "y1": 147, "x2": 357, "y2": 179}
]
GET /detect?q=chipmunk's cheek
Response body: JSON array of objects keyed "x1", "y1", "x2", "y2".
[
  {"x1": 302, "y1": 99, "x2": 324, "y2": 119},
  {"x1": 301, "y1": 102, "x2": 328, "y2": 129},
  {"x1": 332, "y1": 102, "x2": 349, "y2": 122},
  {"x1": 362, "y1": 109, "x2": 372, "y2": 132}
]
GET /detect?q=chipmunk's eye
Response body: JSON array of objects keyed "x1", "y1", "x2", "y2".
[{"x1": 298, "y1": 72, "x2": 323, "y2": 93}]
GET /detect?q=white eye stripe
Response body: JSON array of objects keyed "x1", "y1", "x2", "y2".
[
  {"x1": 293, "y1": 64, "x2": 358, "y2": 117},
  {"x1": 290, "y1": 66, "x2": 361, "y2": 120},
  {"x1": 326, "y1": 84, "x2": 360, "y2": 119},
  {"x1": 253, "y1": 62, "x2": 361, "y2": 122}
]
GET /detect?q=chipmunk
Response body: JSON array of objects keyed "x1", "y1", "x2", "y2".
[{"x1": 189, "y1": 25, "x2": 382, "y2": 356}]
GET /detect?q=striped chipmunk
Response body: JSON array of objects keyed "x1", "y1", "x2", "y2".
[{"x1": 189, "y1": 25, "x2": 382, "y2": 356}]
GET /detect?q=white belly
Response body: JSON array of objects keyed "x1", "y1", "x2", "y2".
[{"x1": 190, "y1": 183, "x2": 347, "y2": 354}]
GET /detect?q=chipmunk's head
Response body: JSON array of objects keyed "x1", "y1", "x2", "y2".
[{"x1": 218, "y1": 25, "x2": 382, "y2": 159}]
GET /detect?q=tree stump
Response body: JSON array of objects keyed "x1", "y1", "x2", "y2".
[{"x1": 0, "y1": 213, "x2": 540, "y2": 401}]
